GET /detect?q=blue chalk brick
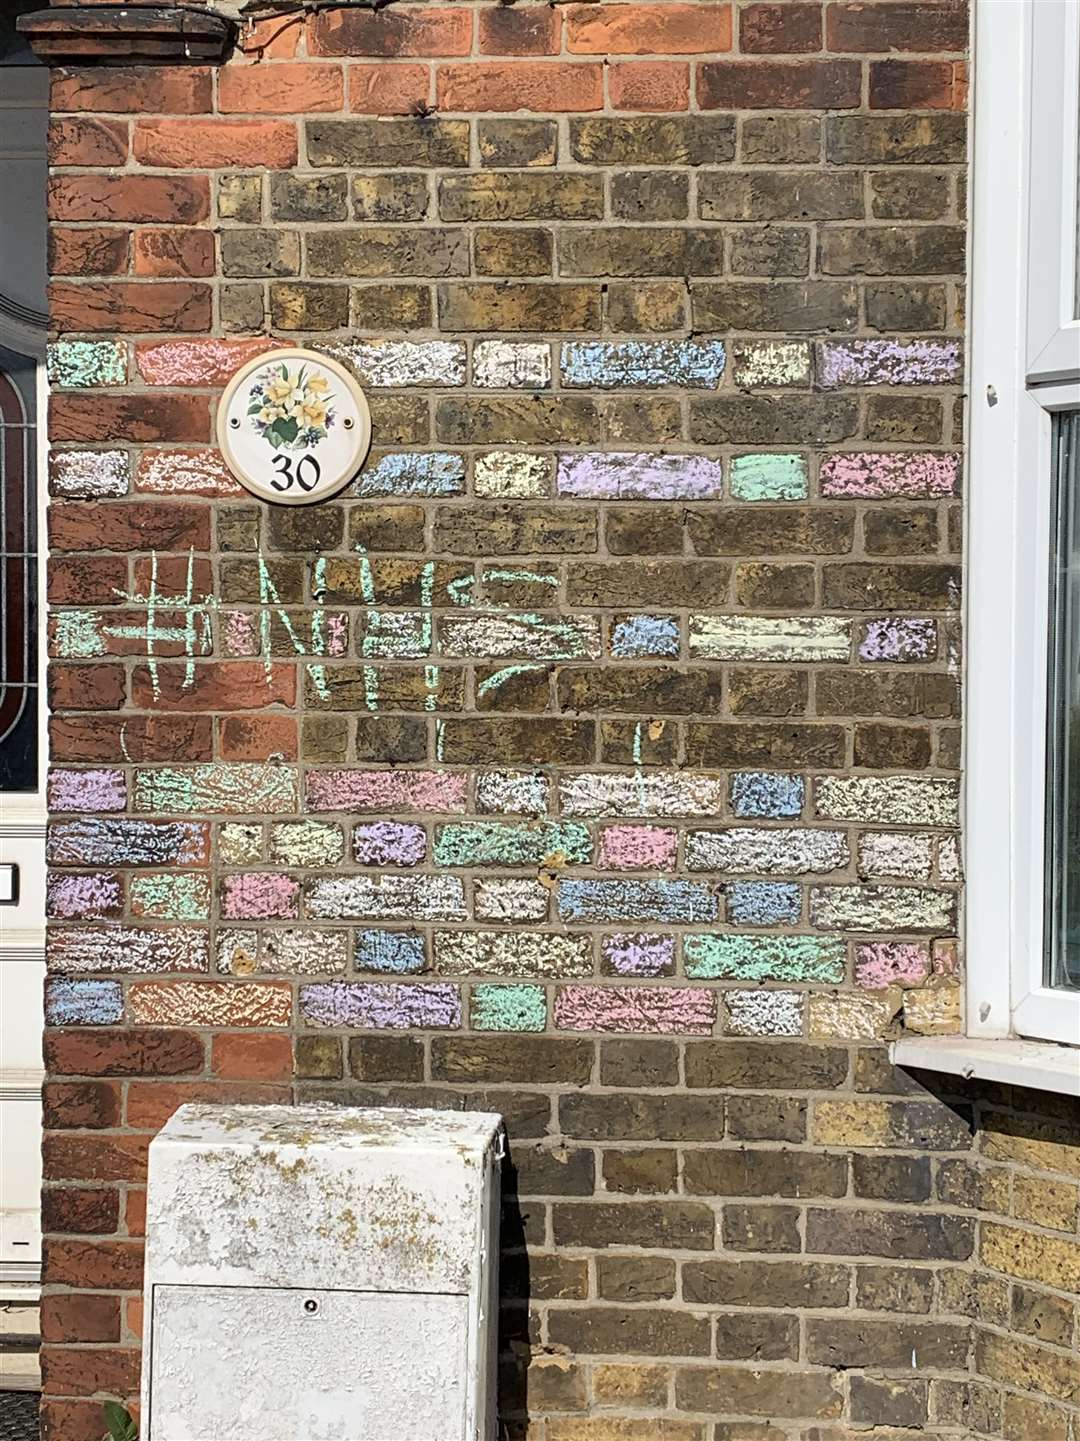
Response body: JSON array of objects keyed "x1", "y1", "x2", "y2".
[
  {"x1": 45, "y1": 978, "x2": 123, "y2": 1026},
  {"x1": 731, "y1": 771, "x2": 805, "y2": 819},
  {"x1": 354, "y1": 928, "x2": 427, "y2": 973},
  {"x1": 726, "y1": 881, "x2": 802, "y2": 926},
  {"x1": 558, "y1": 878, "x2": 718, "y2": 924},
  {"x1": 611, "y1": 615, "x2": 680, "y2": 659}
]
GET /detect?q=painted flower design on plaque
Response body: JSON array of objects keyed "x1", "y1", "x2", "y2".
[{"x1": 217, "y1": 347, "x2": 372, "y2": 505}]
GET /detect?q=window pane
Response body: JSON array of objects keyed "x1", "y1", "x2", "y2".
[
  {"x1": 0, "y1": 345, "x2": 37, "y2": 793},
  {"x1": 1047, "y1": 409, "x2": 1080, "y2": 990}
]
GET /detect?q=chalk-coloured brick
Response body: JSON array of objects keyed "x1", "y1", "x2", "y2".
[
  {"x1": 903, "y1": 982, "x2": 961, "y2": 1035},
  {"x1": 47, "y1": 925, "x2": 208, "y2": 974},
  {"x1": 222, "y1": 873, "x2": 300, "y2": 921},
  {"x1": 136, "y1": 449, "x2": 241, "y2": 497},
  {"x1": 45, "y1": 978, "x2": 124, "y2": 1027},
  {"x1": 555, "y1": 984, "x2": 716, "y2": 1035},
  {"x1": 820, "y1": 451, "x2": 959, "y2": 499},
  {"x1": 473, "y1": 340, "x2": 551, "y2": 389},
  {"x1": 353, "y1": 821, "x2": 427, "y2": 867},
  {"x1": 599, "y1": 825, "x2": 678, "y2": 871},
  {"x1": 859, "y1": 617, "x2": 938, "y2": 663},
  {"x1": 727, "y1": 881, "x2": 802, "y2": 926},
  {"x1": 858, "y1": 832, "x2": 933, "y2": 881},
  {"x1": 129, "y1": 979, "x2": 292, "y2": 1028},
  {"x1": 724, "y1": 990, "x2": 804, "y2": 1037},
  {"x1": 130, "y1": 873, "x2": 211, "y2": 921},
  {"x1": 50, "y1": 449, "x2": 128, "y2": 499},
  {"x1": 435, "y1": 930, "x2": 593, "y2": 978},
  {"x1": 684, "y1": 934, "x2": 846, "y2": 983},
  {"x1": 441, "y1": 612, "x2": 601, "y2": 660},
  {"x1": 216, "y1": 928, "x2": 259, "y2": 974},
  {"x1": 134, "y1": 763, "x2": 299, "y2": 816},
  {"x1": 689, "y1": 615, "x2": 851, "y2": 662},
  {"x1": 52, "y1": 611, "x2": 106, "y2": 660},
  {"x1": 558, "y1": 878, "x2": 718, "y2": 924},
  {"x1": 300, "y1": 981, "x2": 461, "y2": 1030},
  {"x1": 262, "y1": 928, "x2": 350, "y2": 975},
  {"x1": 434, "y1": 820, "x2": 592, "y2": 867},
  {"x1": 354, "y1": 928, "x2": 427, "y2": 974},
  {"x1": 810, "y1": 885, "x2": 956, "y2": 931},
  {"x1": 219, "y1": 823, "x2": 262, "y2": 865},
  {"x1": 306, "y1": 769, "x2": 467, "y2": 814},
  {"x1": 48, "y1": 818, "x2": 209, "y2": 869},
  {"x1": 269, "y1": 820, "x2": 344, "y2": 868},
  {"x1": 560, "y1": 771, "x2": 725, "y2": 818},
  {"x1": 814, "y1": 775, "x2": 959, "y2": 827},
  {"x1": 817, "y1": 339, "x2": 961, "y2": 388},
  {"x1": 473, "y1": 451, "x2": 550, "y2": 499},
  {"x1": 474, "y1": 877, "x2": 550, "y2": 922},
  {"x1": 601, "y1": 932, "x2": 676, "y2": 977},
  {"x1": 476, "y1": 770, "x2": 549, "y2": 815},
  {"x1": 808, "y1": 989, "x2": 901, "y2": 1040},
  {"x1": 854, "y1": 941, "x2": 931, "y2": 990},
  {"x1": 47, "y1": 339, "x2": 126, "y2": 388},
  {"x1": 731, "y1": 341, "x2": 811, "y2": 390},
  {"x1": 557, "y1": 451, "x2": 723, "y2": 500},
  {"x1": 327, "y1": 339, "x2": 466, "y2": 388},
  {"x1": 730, "y1": 453, "x2": 809, "y2": 502},
  {"x1": 939, "y1": 835, "x2": 962, "y2": 883},
  {"x1": 561, "y1": 339, "x2": 725, "y2": 389},
  {"x1": 47, "y1": 873, "x2": 123, "y2": 921},
  {"x1": 688, "y1": 828, "x2": 848, "y2": 875},
  {"x1": 306, "y1": 874, "x2": 467, "y2": 921},
  {"x1": 611, "y1": 615, "x2": 680, "y2": 659},
  {"x1": 135, "y1": 337, "x2": 273, "y2": 386},
  {"x1": 731, "y1": 772, "x2": 805, "y2": 820},
  {"x1": 356, "y1": 451, "x2": 466, "y2": 498},
  {"x1": 471, "y1": 983, "x2": 547, "y2": 1032},
  {"x1": 48, "y1": 769, "x2": 126, "y2": 813}
]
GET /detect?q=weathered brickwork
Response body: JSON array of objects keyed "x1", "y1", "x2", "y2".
[{"x1": 34, "y1": 0, "x2": 1080, "y2": 1437}]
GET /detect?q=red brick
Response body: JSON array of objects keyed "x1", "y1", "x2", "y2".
[
  {"x1": 41, "y1": 1344, "x2": 141, "y2": 1399},
  {"x1": 48, "y1": 116, "x2": 128, "y2": 167},
  {"x1": 49, "y1": 281, "x2": 212, "y2": 335},
  {"x1": 42, "y1": 1399, "x2": 119, "y2": 1441},
  {"x1": 44, "y1": 1133, "x2": 152, "y2": 1185},
  {"x1": 609, "y1": 61, "x2": 690, "y2": 110},
  {"x1": 50, "y1": 715, "x2": 215, "y2": 765},
  {"x1": 51, "y1": 66, "x2": 213, "y2": 115},
  {"x1": 311, "y1": 7, "x2": 473, "y2": 56},
  {"x1": 132, "y1": 555, "x2": 215, "y2": 593},
  {"x1": 43, "y1": 1081, "x2": 122, "y2": 1130},
  {"x1": 133, "y1": 119, "x2": 297, "y2": 169},
  {"x1": 125, "y1": 1189, "x2": 147, "y2": 1238},
  {"x1": 41, "y1": 1186, "x2": 120, "y2": 1237},
  {"x1": 40, "y1": 1293, "x2": 121, "y2": 1344},
  {"x1": 236, "y1": 14, "x2": 302, "y2": 58},
  {"x1": 44, "y1": 1237, "x2": 145, "y2": 1289},
  {"x1": 212, "y1": 1031, "x2": 294, "y2": 1081},
  {"x1": 437, "y1": 62, "x2": 604, "y2": 112},
  {"x1": 49, "y1": 394, "x2": 211, "y2": 445},
  {"x1": 218, "y1": 62, "x2": 344, "y2": 113},
  {"x1": 125, "y1": 1298, "x2": 144, "y2": 1342},
  {"x1": 49, "y1": 502, "x2": 212, "y2": 554},
  {"x1": 567, "y1": 2, "x2": 731, "y2": 52},
  {"x1": 48, "y1": 664, "x2": 126, "y2": 713},
  {"x1": 479, "y1": 6, "x2": 561, "y2": 55},
  {"x1": 133, "y1": 228, "x2": 216, "y2": 278},
  {"x1": 219, "y1": 714, "x2": 299, "y2": 761},
  {"x1": 50, "y1": 608, "x2": 195, "y2": 661},
  {"x1": 48, "y1": 555, "x2": 129, "y2": 606},
  {"x1": 826, "y1": 0, "x2": 968, "y2": 52},
  {"x1": 741, "y1": 2, "x2": 823, "y2": 52},
  {"x1": 44, "y1": 1028, "x2": 204, "y2": 1078},
  {"x1": 870, "y1": 59, "x2": 967, "y2": 110},
  {"x1": 348, "y1": 64, "x2": 432, "y2": 114},
  {"x1": 131, "y1": 661, "x2": 296, "y2": 711},
  {"x1": 126, "y1": 1080, "x2": 291, "y2": 1129},
  {"x1": 49, "y1": 227, "x2": 130, "y2": 278},
  {"x1": 698, "y1": 58, "x2": 861, "y2": 107},
  {"x1": 49, "y1": 174, "x2": 210, "y2": 225}
]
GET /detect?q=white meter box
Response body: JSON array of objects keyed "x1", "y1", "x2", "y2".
[{"x1": 141, "y1": 1104, "x2": 504, "y2": 1441}]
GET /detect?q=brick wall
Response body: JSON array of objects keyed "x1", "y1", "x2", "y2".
[{"x1": 36, "y1": 0, "x2": 1080, "y2": 1437}]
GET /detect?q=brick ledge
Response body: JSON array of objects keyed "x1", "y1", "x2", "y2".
[{"x1": 18, "y1": 6, "x2": 234, "y2": 65}]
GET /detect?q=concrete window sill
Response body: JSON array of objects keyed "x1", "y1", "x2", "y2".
[{"x1": 891, "y1": 1036, "x2": 1080, "y2": 1098}]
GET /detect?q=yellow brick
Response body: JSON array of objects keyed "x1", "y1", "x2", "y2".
[
  {"x1": 1012, "y1": 1173, "x2": 1079, "y2": 1232},
  {"x1": 590, "y1": 1364, "x2": 669, "y2": 1410},
  {"x1": 807, "y1": 989, "x2": 901, "y2": 1040},
  {"x1": 1002, "y1": 1392, "x2": 1070, "y2": 1441},
  {"x1": 981, "y1": 1116, "x2": 1080, "y2": 1179},
  {"x1": 902, "y1": 981, "x2": 961, "y2": 1034},
  {"x1": 547, "y1": 1422, "x2": 704, "y2": 1441},
  {"x1": 981, "y1": 1221, "x2": 1080, "y2": 1294},
  {"x1": 811, "y1": 1099, "x2": 891, "y2": 1147},
  {"x1": 975, "y1": 1328, "x2": 1080, "y2": 1404}
]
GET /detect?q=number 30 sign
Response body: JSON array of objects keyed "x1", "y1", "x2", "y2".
[{"x1": 217, "y1": 348, "x2": 372, "y2": 506}]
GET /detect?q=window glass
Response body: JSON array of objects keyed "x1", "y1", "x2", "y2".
[{"x1": 0, "y1": 345, "x2": 37, "y2": 793}]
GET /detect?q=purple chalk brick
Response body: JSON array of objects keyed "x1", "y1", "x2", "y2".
[
  {"x1": 554, "y1": 984, "x2": 716, "y2": 1034},
  {"x1": 306, "y1": 769, "x2": 467, "y2": 813},
  {"x1": 817, "y1": 339, "x2": 961, "y2": 388},
  {"x1": 601, "y1": 933, "x2": 676, "y2": 977},
  {"x1": 300, "y1": 981, "x2": 461, "y2": 1029},
  {"x1": 48, "y1": 768, "x2": 127, "y2": 813},
  {"x1": 353, "y1": 822, "x2": 427, "y2": 867},
  {"x1": 557, "y1": 452, "x2": 723, "y2": 500},
  {"x1": 859, "y1": 617, "x2": 938, "y2": 663}
]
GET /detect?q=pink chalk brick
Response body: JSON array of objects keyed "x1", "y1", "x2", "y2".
[
  {"x1": 135, "y1": 337, "x2": 278, "y2": 386},
  {"x1": 820, "y1": 452, "x2": 959, "y2": 499},
  {"x1": 135, "y1": 448, "x2": 244, "y2": 498},
  {"x1": 306, "y1": 769, "x2": 468, "y2": 814},
  {"x1": 222, "y1": 872, "x2": 300, "y2": 920},
  {"x1": 48, "y1": 768, "x2": 127, "y2": 813},
  {"x1": 554, "y1": 984, "x2": 716, "y2": 1034},
  {"x1": 223, "y1": 610, "x2": 258, "y2": 657},
  {"x1": 598, "y1": 825, "x2": 678, "y2": 871},
  {"x1": 128, "y1": 979, "x2": 292, "y2": 1027},
  {"x1": 854, "y1": 941, "x2": 932, "y2": 990}
]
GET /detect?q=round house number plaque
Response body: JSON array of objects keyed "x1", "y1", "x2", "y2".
[{"x1": 217, "y1": 348, "x2": 372, "y2": 505}]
